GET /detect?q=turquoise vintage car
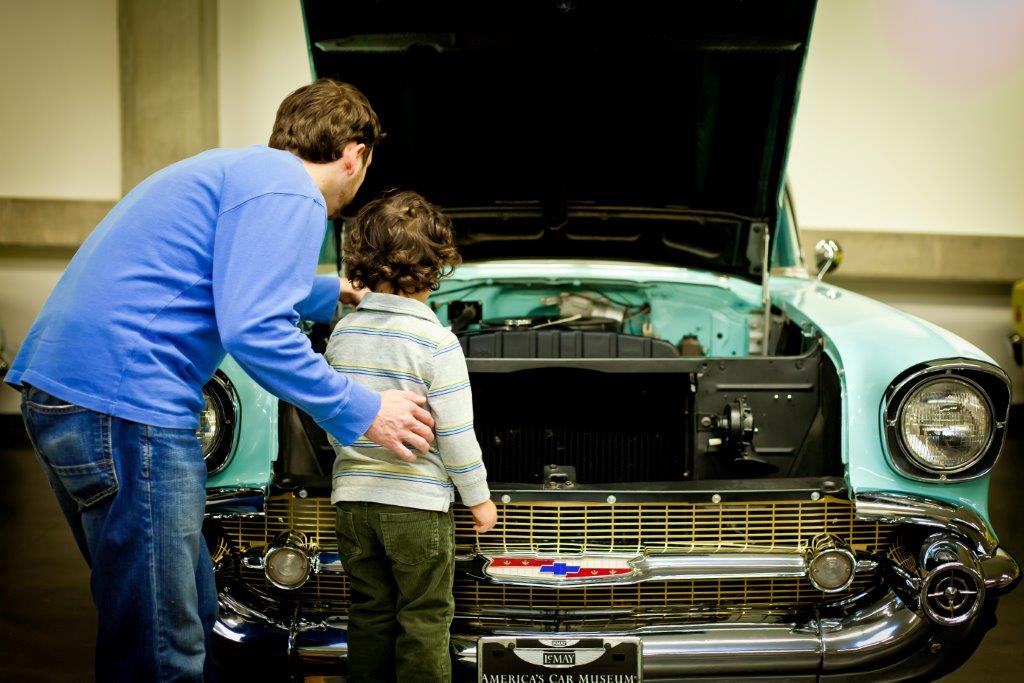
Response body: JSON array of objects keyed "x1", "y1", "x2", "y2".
[{"x1": 201, "y1": 1, "x2": 1018, "y2": 680}]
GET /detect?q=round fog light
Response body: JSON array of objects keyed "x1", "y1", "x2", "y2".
[
  {"x1": 265, "y1": 546, "x2": 311, "y2": 590},
  {"x1": 808, "y1": 549, "x2": 856, "y2": 593}
]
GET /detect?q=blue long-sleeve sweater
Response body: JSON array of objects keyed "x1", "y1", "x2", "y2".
[{"x1": 6, "y1": 145, "x2": 381, "y2": 444}]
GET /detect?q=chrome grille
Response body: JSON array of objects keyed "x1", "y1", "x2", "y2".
[
  {"x1": 886, "y1": 535, "x2": 919, "y2": 573},
  {"x1": 215, "y1": 495, "x2": 898, "y2": 617},
  {"x1": 455, "y1": 498, "x2": 893, "y2": 554},
  {"x1": 233, "y1": 570, "x2": 876, "y2": 615},
  {"x1": 453, "y1": 574, "x2": 877, "y2": 611},
  {"x1": 219, "y1": 495, "x2": 894, "y2": 554}
]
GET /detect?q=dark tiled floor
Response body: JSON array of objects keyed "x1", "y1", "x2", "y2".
[{"x1": 1, "y1": 428, "x2": 1021, "y2": 682}]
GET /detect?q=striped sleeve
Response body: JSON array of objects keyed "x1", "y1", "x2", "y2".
[{"x1": 429, "y1": 332, "x2": 490, "y2": 506}]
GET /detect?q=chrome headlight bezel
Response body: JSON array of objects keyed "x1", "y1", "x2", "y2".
[
  {"x1": 198, "y1": 372, "x2": 239, "y2": 476},
  {"x1": 882, "y1": 359, "x2": 1010, "y2": 482}
]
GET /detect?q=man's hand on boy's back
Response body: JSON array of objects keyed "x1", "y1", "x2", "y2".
[
  {"x1": 339, "y1": 278, "x2": 368, "y2": 306},
  {"x1": 470, "y1": 499, "x2": 498, "y2": 533},
  {"x1": 364, "y1": 390, "x2": 435, "y2": 462}
]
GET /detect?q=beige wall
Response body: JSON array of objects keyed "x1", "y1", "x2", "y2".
[
  {"x1": 217, "y1": 0, "x2": 309, "y2": 149},
  {"x1": 0, "y1": 0, "x2": 120, "y2": 200},
  {"x1": 789, "y1": 0, "x2": 1024, "y2": 236},
  {"x1": 0, "y1": 0, "x2": 119, "y2": 412}
]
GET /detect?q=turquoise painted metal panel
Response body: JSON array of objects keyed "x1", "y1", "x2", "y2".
[
  {"x1": 770, "y1": 277, "x2": 993, "y2": 525},
  {"x1": 205, "y1": 355, "x2": 278, "y2": 491}
]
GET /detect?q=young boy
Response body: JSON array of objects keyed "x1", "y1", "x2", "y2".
[{"x1": 326, "y1": 190, "x2": 497, "y2": 682}]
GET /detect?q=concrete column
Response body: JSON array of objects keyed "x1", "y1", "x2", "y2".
[{"x1": 118, "y1": 0, "x2": 218, "y2": 193}]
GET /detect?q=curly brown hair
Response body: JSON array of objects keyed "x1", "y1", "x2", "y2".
[
  {"x1": 268, "y1": 79, "x2": 383, "y2": 163},
  {"x1": 344, "y1": 191, "x2": 462, "y2": 295}
]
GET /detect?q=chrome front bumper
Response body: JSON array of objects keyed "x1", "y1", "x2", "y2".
[
  {"x1": 213, "y1": 584, "x2": 1011, "y2": 681},
  {"x1": 209, "y1": 492, "x2": 1020, "y2": 680}
]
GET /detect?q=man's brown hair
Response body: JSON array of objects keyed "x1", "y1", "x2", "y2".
[
  {"x1": 269, "y1": 79, "x2": 383, "y2": 163},
  {"x1": 344, "y1": 191, "x2": 461, "y2": 295}
]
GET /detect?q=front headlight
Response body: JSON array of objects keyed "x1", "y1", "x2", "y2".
[
  {"x1": 196, "y1": 373, "x2": 237, "y2": 475},
  {"x1": 197, "y1": 391, "x2": 221, "y2": 456},
  {"x1": 884, "y1": 360, "x2": 1010, "y2": 482},
  {"x1": 899, "y1": 378, "x2": 992, "y2": 473}
]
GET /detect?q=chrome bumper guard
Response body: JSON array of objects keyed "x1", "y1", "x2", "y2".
[{"x1": 210, "y1": 492, "x2": 1020, "y2": 679}]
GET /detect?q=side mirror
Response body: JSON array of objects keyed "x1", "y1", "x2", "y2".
[{"x1": 814, "y1": 239, "x2": 843, "y2": 280}]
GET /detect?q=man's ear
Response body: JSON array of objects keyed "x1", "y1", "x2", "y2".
[{"x1": 342, "y1": 141, "x2": 368, "y2": 174}]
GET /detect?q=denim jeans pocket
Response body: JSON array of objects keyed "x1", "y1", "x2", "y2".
[
  {"x1": 22, "y1": 391, "x2": 119, "y2": 508},
  {"x1": 380, "y1": 510, "x2": 440, "y2": 566},
  {"x1": 335, "y1": 506, "x2": 363, "y2": 560},
  {"x1": 24, "y1": 385, "x2": 89, "y2": 414}
]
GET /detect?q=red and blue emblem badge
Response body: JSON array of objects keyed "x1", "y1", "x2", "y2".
[{"x1": 482, "y1": 555, "x2": 637, "y2": 583}]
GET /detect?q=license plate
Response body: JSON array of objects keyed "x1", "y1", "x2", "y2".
[{"x1": 478, "y1": 636, "x2": 641, "y2": 682}]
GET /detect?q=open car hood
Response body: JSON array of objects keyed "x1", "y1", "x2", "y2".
[{"x1": 302, "y1": 0, "x2": 816, "y2": 278}]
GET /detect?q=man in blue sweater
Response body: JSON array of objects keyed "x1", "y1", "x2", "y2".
[{"x1": 5, "y1": 79, "x2": 434, "y2": 681}]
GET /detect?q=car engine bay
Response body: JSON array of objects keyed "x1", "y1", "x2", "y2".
[{"x1": 285, "y1": 279, "x2": 841, "y2": 490}]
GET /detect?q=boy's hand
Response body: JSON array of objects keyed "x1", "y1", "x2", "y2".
[
  {"x1": 469, "y1": 499, "x2": 498, "y2": 533},
  {"x1": 364, "y1": 390, "x2": 435, "y2": 462}
]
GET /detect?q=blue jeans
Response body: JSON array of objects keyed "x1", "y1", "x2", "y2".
[{"x1": 20, "y1": 385, "x2": 217, "y2": 682}]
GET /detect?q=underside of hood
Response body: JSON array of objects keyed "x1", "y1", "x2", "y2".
[{"x1": 302, "y1": 0, "x2": 816, "y2": 278}]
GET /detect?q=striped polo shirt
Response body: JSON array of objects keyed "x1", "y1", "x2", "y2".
[{"x1": 325, "y1": 292, "x2": 490, "y2": 512}]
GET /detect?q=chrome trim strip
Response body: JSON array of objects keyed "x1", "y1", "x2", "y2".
[
  {"x1": 236, "y1": 545, "x2": 341, "y2": 581},
  {"x1": 293, "y1": 548, "x2": 889, "y2": 587},
  {"x1": 462, "y1": 548, "x2": 839, "y2": 589},
  {"x1": 312, "y1": 551, "x2": 346, "y2": 575},
  {"x1": 204, "y1": 488, "x2": 266, "y2": 518},
  {"x1": 641, "y1": 551, "x2": 808, "y2": 580},
  {"x1": 770, "y1": 265, "x2": 810, "y2": 278},
  {"x1": 316, "y1": 549, "x2": 819, "y2": 585},
  {"x1": 854, "y1": 492, "x2": 998, "y2": 556}
]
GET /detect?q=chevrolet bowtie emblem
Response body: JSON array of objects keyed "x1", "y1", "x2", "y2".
[{"x1": 482, "y1": 555, "x2": 638, "y2": 583}]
